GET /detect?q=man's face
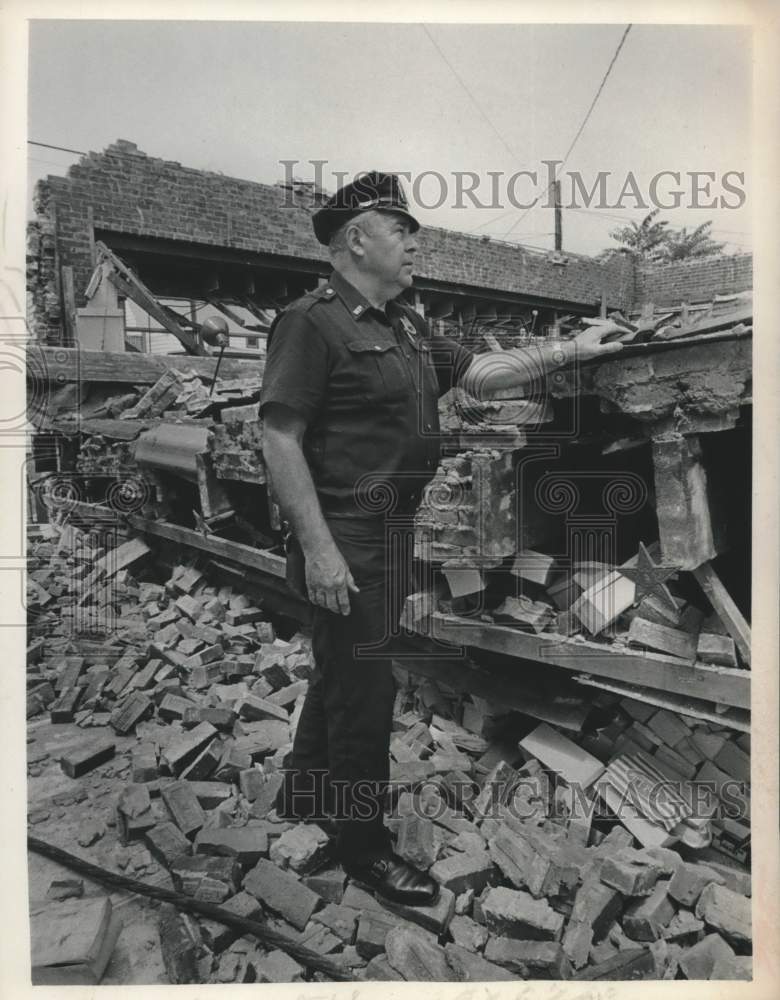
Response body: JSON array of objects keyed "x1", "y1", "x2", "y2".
[{"x1": 355, "y1": 211, "x2": 418, "y2": 293}]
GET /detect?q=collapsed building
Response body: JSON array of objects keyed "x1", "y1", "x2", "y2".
[{"x1": 25, "y1": 141, "x2": 753, "y2": 984}]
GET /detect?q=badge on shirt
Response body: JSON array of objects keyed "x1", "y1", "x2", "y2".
[{"x1": 399, "y1": 315, "x2": 418, "y2": 344}]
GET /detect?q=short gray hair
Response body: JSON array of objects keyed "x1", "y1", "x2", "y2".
[{"x1": 328, "y1": 211, "x2": 382, "y2": 255}]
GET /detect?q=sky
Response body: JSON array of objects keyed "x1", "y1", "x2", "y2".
[{"x1": 27, "y1": 19, "x2": 752, "y2": 257}]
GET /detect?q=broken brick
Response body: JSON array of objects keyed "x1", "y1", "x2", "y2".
[
  {"x1": 160, "y1": 721, "x2": 218, "y2": 776},
  {"x1": 600, "y1": 850, "x2": 663, "y2": 896},
  {"x1": 146, "y1": 821, "x2": 192, "y2": 867},
  {"x1": 449, "y1": 914, "x2": 488, "y2": 952},
  {"x1": 194, "y1": 826, "x2": 268, "y2": 867},
  {"x1": 695, "y1": 882, "x2": 751, "y2": 948},
  {"x1": 395, "y1": 814, "x2": 438, "y2": 871},
  {"x1": 668, "y1": 861, "x2": 726, "y2": 907},
  {"x1": 481, "y1": 886, "x2": 564, "y2": 941},
  {"x1": 170, "y1": 854, "x2": 239, "y2": 902},
  {"x1": 162, "y1": 780, "x2": 206, "y2": 838},
  {"x1": 623, "y1": 879, "x2": 676, "y2": 941},
  {"x1": 60, "y1": 738, "x2": 115, "y2": 778},
  {"x1": 384, "y1": 926, "x2": 456, "y2": 981},
  {"x1": 242, "y1": 858, "x2": 320, "y2": 930},
  {"x1": 304, "y1": 867, "x2": 347, "y2": 904},
  {"x1": 678, "y1": 932, "x2": 735, "y2": 979},
  {"x1": 268, "y1": 823, "x2": 330, "y2": 874},
  {"x1": 110, "y1": 692, "x2": 154, "y2": 735},
  {"x1": 382, "y1": 884, "x2": 456, "y2": 936},
  {"x1": 483, "y1": 937, "x2": 572, "y2": 979},
  {"x1": 429, "y1": 849, "x2": 493, "y2": 896},
  {"x1": 179, "y1": 739, "x2": 222, "y2": 781}
]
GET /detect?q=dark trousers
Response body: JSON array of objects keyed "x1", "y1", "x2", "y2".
[{"x1": 279, "y1": 514, "x2": 416, "y2": 863}]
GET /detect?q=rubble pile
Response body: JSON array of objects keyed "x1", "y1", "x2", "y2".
[{"x1": 26, "y1": 525, "x2": 752, "y2": 984}]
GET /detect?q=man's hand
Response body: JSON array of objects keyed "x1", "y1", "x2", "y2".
[
  {"x1": 572, "y1": 318, "x2": 627, "y2": 360},
  {"x1": 304, "y1": 542, "x2": 361, "y2": 615}
]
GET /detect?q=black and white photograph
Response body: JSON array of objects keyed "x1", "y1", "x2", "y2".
[{"x1": 2, "y1": 2, "x2": 777, "y2": 994}]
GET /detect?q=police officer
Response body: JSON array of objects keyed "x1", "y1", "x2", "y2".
[{"x1": 259, "y1": 171, "x2": 622, "y2": 905}]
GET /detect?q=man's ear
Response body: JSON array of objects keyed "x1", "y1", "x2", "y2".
[{"x1": 345, "y1": 220, "x2": 366, "y2": 256}]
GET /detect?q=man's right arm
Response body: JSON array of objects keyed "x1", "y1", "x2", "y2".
[{"x1": 262, "y1": 402, "x2": 359, "y2": 616}]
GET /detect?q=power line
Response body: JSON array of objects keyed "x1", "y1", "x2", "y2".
[
  {"x1": 28, "y1": 140, "x2": 87, "y2": 156},
  {"x1": 560, "y1": 25, "x2": 633, "y2": 167},
  {"x1": 504, "y1": 25, "x2": 633, "y2": 239},
  {"x1": 421, "y1": 25, "x2": 521, "y2": 162}
]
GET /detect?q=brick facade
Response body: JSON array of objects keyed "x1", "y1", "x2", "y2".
[
  {"x1": 636, "y1": 254, "x2": 753, "y2": 307},
  {"x1": 27, "y1": 140, "x2": 752, "y2": 344}
]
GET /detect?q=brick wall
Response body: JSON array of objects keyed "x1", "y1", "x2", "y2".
[
  {"x1": 30, "y1": 140, "x2": 636, "y2": 342},
  {"x1": 28, "y1": 140, "x2": 752, "y2": 343},
  {"x1": 636, "y1": 254, "x2": 753, "y2": 307}
]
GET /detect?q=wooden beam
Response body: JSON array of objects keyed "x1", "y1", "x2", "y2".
[
  {"x1": 573, "y1": 674, "x2": 749, "y2": 733},
  {"x1": 106, "y1": 269, "x2": 202, "y2": 355},
  {"x1": 127, "y1": 516, "x2": 286, "y2": 579},
  {"x1": 428, "y1": 612, "x2": 750, "y2": 710},
  {"x1": 692, "y1": 562, "x2": 751, "y2": 665},
  {"x1": 60, "y1": 265, "x2": 78, "y2": 345},
  {"x1": 28, "y1": 346, "x2": 264, "y2": 385}
]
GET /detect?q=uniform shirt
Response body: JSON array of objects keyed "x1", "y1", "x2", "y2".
[{"x1": 259, "y1": 270, "x2": 474, "y2": 516}]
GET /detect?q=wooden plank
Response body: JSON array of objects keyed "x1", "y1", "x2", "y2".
[
  {"x1": 573, "y1": 674, "x2": 749, "y2": 733},
  {"x1": 60, "y1": 265, "x2": 78, "y2": 345},
  {"x1": 428, "y1": 613, "x2": 749, "y2": 711},
  {"x1": 27, "y1": 346, "x2": 264, "y2": 386},
  {"x1": 127, "y1": 516, "x2": 286, "y2": 579},
  {"x1": 692, "y1": 562, "x2": 751, "y2": 665}
]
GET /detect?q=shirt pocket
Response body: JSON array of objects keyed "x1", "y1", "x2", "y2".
[
  {"x1": 411, "y1": 338, "x2": 442, "y2": 398},
  {"x1": 344, "y1": 339, "x2": 407, "y2": 400}
]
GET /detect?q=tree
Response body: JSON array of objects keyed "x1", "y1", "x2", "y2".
[
  {"x1": 597, "y1": 210, "x2": 725, "y2": 263},
  {"x1": 659, "y1": 221, "x2": 725, "y2": 261}
]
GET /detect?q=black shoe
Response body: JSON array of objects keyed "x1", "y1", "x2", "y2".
[{"x1": 343, "y1": 852, "x2": 440, "y2": 906}]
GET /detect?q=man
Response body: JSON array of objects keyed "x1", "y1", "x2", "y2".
[{"x1": 259, "y1": 171, "x2": 622, "y2": 905}]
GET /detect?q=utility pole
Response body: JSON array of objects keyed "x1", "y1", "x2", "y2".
[{"x1": 553, "y1": 179, "x2": 562, "y2": 252}]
